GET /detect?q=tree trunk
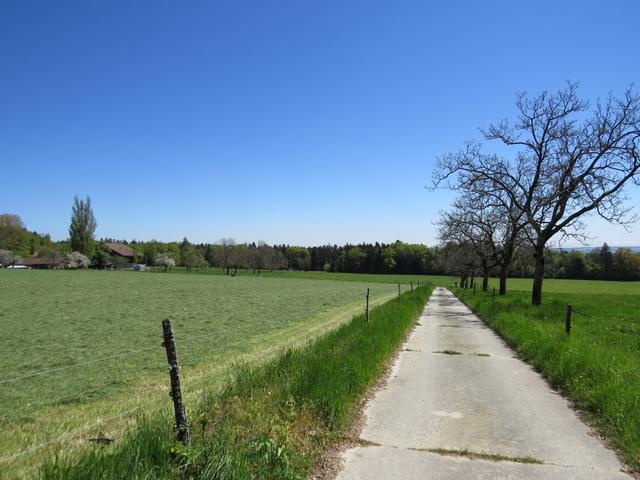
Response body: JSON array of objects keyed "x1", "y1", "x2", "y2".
[
  {"x1": 469, "y1": 274, "x2": 475, "y2": 289},
  {"x1": 482, "y1": 270, "x2": 489, "y2": 291},
  {"x1": 499, "y1": 264, "x2": 508, "y2": 296},
  {"x1": 460, "y1": 273, "x2": 465, "y2": 287},
  {"x1": 532, "y1": 241, "x2": 546, "y2": 305}
]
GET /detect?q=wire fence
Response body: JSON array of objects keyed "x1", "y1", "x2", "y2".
[{"x1": 0, "y1": 284, "x2": 423, "y2": 468}]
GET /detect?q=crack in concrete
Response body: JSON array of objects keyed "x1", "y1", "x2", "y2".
[
  {"x1": 432, "y1": 350, "x2": 491, "y2": 357},
  {"x1": 404, "y1": 447, "x2": 543, "y2": 464}
]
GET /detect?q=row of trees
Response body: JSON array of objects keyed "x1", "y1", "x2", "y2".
[
  {"x1": 4, "y1": 209, "x2": 640, "y2": 280},
  {"x1": 4, "y1": 215, "x2": 640, "y2": 281},
  {"x1": 434, "y1": 83, "x2": 640, "y2": 304},
  {"x1": 134, "y1": 240, "x2": 440, "y2": 274}
]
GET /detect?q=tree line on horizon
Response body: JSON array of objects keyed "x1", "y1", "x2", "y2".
[{"x1": 1, "y1": 210, "x2": 640, "y2": 281}]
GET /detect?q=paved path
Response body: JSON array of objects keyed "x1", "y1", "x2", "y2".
[{"x1": 336, "y1": 287, "x2": 631, "y2": 479}]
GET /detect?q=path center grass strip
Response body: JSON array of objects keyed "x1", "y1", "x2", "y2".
[
  {"x1": 41, "y1": 286, "x2": 433, "y2": 479},
  {"x1": 453, "y1": 288, "x2": 640, "y2": 474}
]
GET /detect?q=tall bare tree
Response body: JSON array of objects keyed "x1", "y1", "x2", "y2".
[
  {"x1": 434, "y1": 83, "x2": 640, "y2": 304},
  {"x1": 438, "y1": 193, "x2": 527, "y2": 294}
]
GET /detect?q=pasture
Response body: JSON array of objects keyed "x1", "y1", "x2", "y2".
[
  {"x1": 0, "y1": 270, "x2": 396, "y2": 477},
  {"x1": 41, "y1": 287, "x2": 433, "y2": 479},
  {"x1": 2, "y1": 269, "x2": 639, "y2": 478},
  {"x1": 455, "y1": 288, "x2": 640, "y2": 472},
  {"x1": 157, "y1": 267, "x2": 640, "y2": 295}
]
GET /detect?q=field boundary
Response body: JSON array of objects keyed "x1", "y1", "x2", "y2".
[
  {"x1": 1, "y1": 287, "x2": 397, "y2": 479},
  {"x1": 40, "y1": 286, "x2": 433, "y2": 479}
]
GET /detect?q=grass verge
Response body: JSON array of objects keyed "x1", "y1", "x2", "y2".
[
  {"x1": 41, "y1": 286, "x2": 432, "y2": 479},
  {"x1": 453, "y1": 287, "x2": 640, "y2": 473}
]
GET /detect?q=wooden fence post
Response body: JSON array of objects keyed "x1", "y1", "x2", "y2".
[
  {"x1": 365, "y1": 288, "x2": 370, "y2": 322},
  {"x1": 162, "y1": 319, "x2": 191, "y2": 445},
  {"x1": 492, "y1": 287, "x2": 496, "y2": 301},
  {"x1": 565, "y1": 305, "x2": 572, "y2": 335},
  {"x1": 397, "y1": 282, "x2": 401, "y2": 300},
  {"x1": 410, "y1": 281, "x2": 413, "y2": 291}
]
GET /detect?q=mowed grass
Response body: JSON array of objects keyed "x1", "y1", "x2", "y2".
[
  {"x1": 157, "y1": 267, "x2": 640, "y2": 295},
  {"x1": 455, "y1": 288, "x2": 640, "y2": 472},
  {"x1": 151, "y1": 267, "x2": 448, "y2": 287},
  {"x1": 0, "y1": 270, "x2": 396, "y2": 478},
  {"x1": 42, "y1": 287, "x2": 433, "y2": 479}
]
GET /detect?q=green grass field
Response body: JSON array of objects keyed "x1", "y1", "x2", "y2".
[
  {"x1": 2, "y1": 268, "x2": 638, "y2": 478},
  {"x1": 41, "y1": 287, "x2": 433, "y2": 479},
  {"x1": 0, "y1": 270, "x2": 396, "y2": 478},
  {"x1": 455, "y1": 288, "x2": 640, "y2": 473},
  {"x1": 151, "y1": 267, "x2": 640, "y2": 295}
]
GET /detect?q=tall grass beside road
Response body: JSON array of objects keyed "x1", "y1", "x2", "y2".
[
  {"x1": 42, "y1": 286, "x2": 432, "y2": 479},
  {"x1": 454, "y1": 288, "x2": 640, "y2": 473}
]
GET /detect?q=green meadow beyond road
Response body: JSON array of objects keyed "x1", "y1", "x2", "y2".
[{"x1": 336, "y1": 288, "x2": 631, "y2": 479}]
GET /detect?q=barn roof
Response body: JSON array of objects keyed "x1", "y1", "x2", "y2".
[
  {"x1": 106, "y1": 243, "x2": 137, "y2": 258},
  {"x1": 16, "y1": 257, "x2": 61, "y2": 266}
]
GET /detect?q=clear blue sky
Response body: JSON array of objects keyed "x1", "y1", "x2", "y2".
[{"x1": 2, "y1": 1, "x2": 639, "y2": 246}]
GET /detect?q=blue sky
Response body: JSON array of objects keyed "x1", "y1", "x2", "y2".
[{"x1": 1, "y1": 1, "x2": 639, "y2": 246}]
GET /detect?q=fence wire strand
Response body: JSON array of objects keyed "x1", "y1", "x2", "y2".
[{"x1": 1, "y1": 297, "x2": 380, "y2": 466}]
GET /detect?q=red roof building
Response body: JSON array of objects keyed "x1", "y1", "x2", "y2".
[{"x1": 105, "y1": 243, "x2": 138, "y2": 260}]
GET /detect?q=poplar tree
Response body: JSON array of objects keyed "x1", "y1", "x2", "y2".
[{"x1": 69, "y1": 195, "x2": 97, "y2": 258}]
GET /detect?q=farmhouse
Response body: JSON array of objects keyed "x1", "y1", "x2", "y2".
[
  {"x1": 106, "y1": 242, "x2": 138, "y2": 261},
  {"x1": 105, "y1": 242, "x2": 139, "y2": 268},
  {"x1": 15, "y1": 257, "x2": 64, "y2": 269}
]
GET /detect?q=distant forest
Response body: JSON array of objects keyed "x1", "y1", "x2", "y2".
[{"x1": 1, "y1": 213, "x2": 639, "y2": 281}]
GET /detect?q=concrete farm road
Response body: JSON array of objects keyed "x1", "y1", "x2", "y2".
[{"x1": 336, "y1": 288, "x2": 631, "y2": 479}]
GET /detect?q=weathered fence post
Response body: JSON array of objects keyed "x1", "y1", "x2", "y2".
[
  {"x1": 161, "y1": 319, "x2": 191, "y2": 445},
  {"x1": 410, "y1": 281, "x2": 413, "y2": 291},
  {"x1": 473, "y1": 283, "x2": 476, "y2": 295},
  {"x1": 365, "y1": 288, "x2": 370, "y2": 322},
  {"x1": 492, "y1": 287, "x2": 496, "y2": 301},
  {"x1": 565, "y1": 305, "x2": 572, "y2": 335},
  {"x1": 397, "y1": 282, "x2": 401, "y2": 300}
]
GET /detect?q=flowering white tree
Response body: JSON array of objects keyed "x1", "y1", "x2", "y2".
[
  {"x1": 155, "y1": 253, "x2": 176, "y2": 271},
  {"x1": 65, "y1": 251, "x2": 90, "y2": 269},
  {"x1": 0, "y1": 249, "x2": 19, "y2": 267}
]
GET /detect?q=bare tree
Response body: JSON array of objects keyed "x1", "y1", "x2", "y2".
[
  {"x1": 439, "y1": 192, "x2": 528, "y2": 295},
  {"x1": 247, "y1": 241, "x2": 268, "y2": 274},
  {"x1": 434, "y1": 83, "x2": 640, "y2": 304},
  {"x1": 440, "y1": 240, "x2": 478, "y2": 288},
  {"x1": 215, "y1": 238, "x2": 236, "y2": 275},
  {"x1": 263, "y1": 247, "x2": 288, "y2": 271}
]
